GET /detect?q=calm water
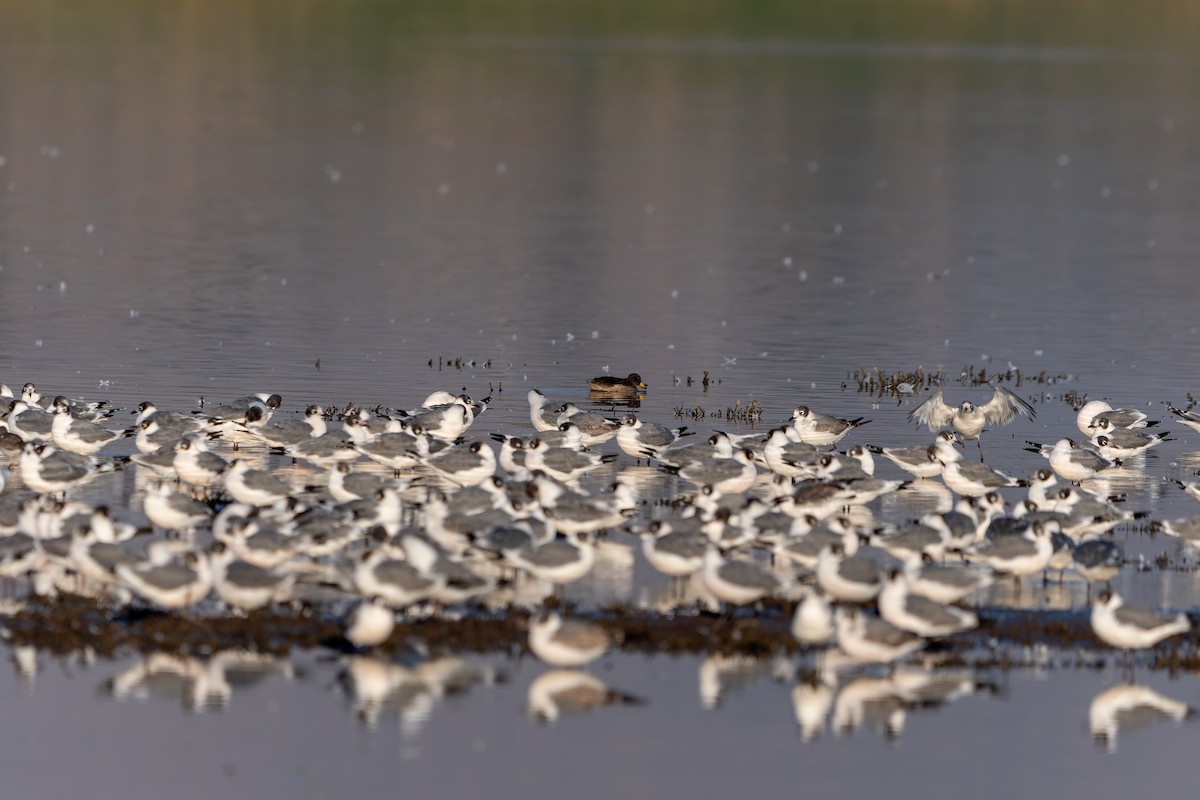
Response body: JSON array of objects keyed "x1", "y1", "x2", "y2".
[{"x1": 3, "y1": 2, "x2": 1200, "y2": 797}]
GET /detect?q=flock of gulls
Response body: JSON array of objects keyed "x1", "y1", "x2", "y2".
[{"x1": 2, "y1": 374, "x2": 1200, "y2": 734}]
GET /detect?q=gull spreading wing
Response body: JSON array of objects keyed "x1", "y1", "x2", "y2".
[
  {"x1": 979, "y1": 386, "x2": 1036, "y2": 426},
  {"x1": 907, "y1": 390, "x2": 956, "y2": 431}
]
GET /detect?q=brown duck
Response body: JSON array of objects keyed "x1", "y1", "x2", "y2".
[{"x1": 588, "y1": 373, "x2": 646, "y2": 396}]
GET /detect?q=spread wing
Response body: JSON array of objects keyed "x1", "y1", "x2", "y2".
[
  {"x1": 907, "y1": 390, "x2": 956, "y2": 431},
  {"x1": 979, "y1": 386, "x2": 1036, "y2": 425}
]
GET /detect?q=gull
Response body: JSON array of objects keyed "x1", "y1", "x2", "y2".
[
  {"x1": 870, "y1": 521, "x2": 950, "y2": 562},
  {"x1": 637, "y1": 520, "x2": 708, "y2": 579},
  {"x1": 172, "y1": 434, "x2": 229, "y2": 489},
  {"x1": 224, "y1": 517, "x2": 301, "y2": 569},
  {"x1": 355, "y1": 431, "x2": 431, "y2": 473},
  {"x1": 775, "y1": 480, "x2": 861, "y2": 521},
  {"x1": 326, "y1": 462, "x2": 400, "y2": 503},
  {"x1": 902, "y1": 555, "x2": 992, "y2": 605},
  {"x1": 131, "y1": 400, "x2": 199, "y2": 430},
  {"x1": 528, "y1": 612, "x2": 615, "y2": 667},
  {"x1": 142, "y1": 481, "x2": 214, "y2": 534},
  {"x1": 842, "y1": 445, "x2": 876, "y2": 476},
  {"x1": 641, "y1": 431, "x2": 734, "y2": 467},
  {"x1": 877, "y1": 571, "x2": 977, "y2": 638},
  {"x1": 615, "y1": 414, "x2": 691, "y2": 459},
  {"x1": 935, "y1": 445, "x2": 1023, "y2": 497},
  {"x1": 701, "y1": 547, "x2": 780, "y2": 606},
  {"x1": 530, "y1": 421, "x2": 588, "y2": 451},
  {"x1": 66, "y1": 523, "x2": 143, "y2": 586},
  {"x1": 1155, "y1": 516, "x2": 1200, "y2": 542},
  {"x1": 210, "y1": 540, "x2": 294, "y2": 611},
  {"x1": 788, "y1": 406, "x2": 871, "y2": 447},
  {"x1": 921, "y1": 502, "x2": 981, "y2": 552},
  {"x1": 556, "y1": 403, "x2": 620, "y2": 446},
  {"x1": 1076, "y1": 400, "x2": 1156, "y2": 435},
  {"x1": 129, "y1": 439, "x2": 184, "y2": 478},
  {"x1": 1166, "y1": 479, "x2": 1200, "y2": 503},
  {"x1": 834, "y1": 607, "x2": 925, "y2": 666},
  {"x1": 7, "y1": 401, "x2": 54, "y2": 441},
  {"x1": 971, "y1": 519, "x2": 1056, "y2": 581},
  {"x1": 523, "y1": 438, "x2": 615, "y2": 483},
  {"x1": 1091, "y1": 590, "x2": 1189, "y2": 653},
  {"x1": 199, "y1": 392, "x2": 282, "y2": 429},
  {"x1": 527, "y1": 389, "x2": 564, "y2": 432},
  {"x1": 343, "y1": 597, "x2": 396, "y2": 649},
  {"x1": 527, "y1": 669, "x2": 642, "y2": 723},
  {"x1": 1025, "y1": 437, "x2": 1114, "y2": 483},
  {"x1": 814, "y1": 456, "x2": 906, "y2": 504},
  {"x1": 422, "y1": 441, "x2": 497, "y2": 487},
  {"x1": 762, "y1": 427, "x2": 823, "y2": 478},
  {"x1": 1050, "y1": 487, "x2": 1138, "y2": 540},
  {"x1": 502, "y1": 533, "x2": 596, "y2": 586},
  {"x1": 50, "y1": 402, "x2": 122, "y2": 455},
  {"x1": 0, "y1": 532, "x2": 44, "y2": 583},
  {"x1": 496, "y1": 436, "x2": 529, "y2": 474},
  {"x1": 224, "y1": 459, "x2": 299, "y2": 507},
  {"x1": 1165, "y1": 403, "x2": 1200, "y2": 435},
  {"x1": 815, "y1": 542, "x2": 884, "y2": 603},
  {"x1": 908, "y1": 385, "x2": 1035, "y2": 458},
  {"x1": 352, "y1": 548, "x2": 436, "y2": 608},
  {"x1": 242, "y1": 404, "x2": 327, "y2": 447},
  {"x1": 673, "y1": 449, "x2": 758, "y2": 494},
  {"x1": 791, "y1": 586, "x2": 834, "y2": 647},
  {"x1": 278, "y1": 431, "x2": 360, "y2": 467},
  {"x1": 116, "y1": 550, "x2": 214, "y2": 610},
  {"x1": 20, "y1": 442, "x2": 114, "y2": 495},
  {"x1": 1072, "y1": 539, "x2": 1122, "y2": 598},
  {"x1": 772, "y1": 516, "x2": 861, "y2": 570},
  {"x1": 338, "y1": 487, "x2": 403, "y2": 530},
  {"x1": 406, "y1": 396, "x2": 475, "y2": 440},
  {"x1": 528, "y1": 479, "x2": 634, "y2": 536},
  {"x1": 399, "y1": 532, "x2": 495, "y2": 605},
  {"x1": 1090, "y1": 429, "x2": 1170, "y2": 461},
  {"x1": 1024, "y1": 466, "x2": 1060, "y2": 506},
  {"x1": 129, "y1": 418, "x2": 194, "y2": 454}
]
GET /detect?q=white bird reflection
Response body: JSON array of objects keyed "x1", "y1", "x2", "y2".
[
  {"x1": 698, "y1": 654, "x2": 795, "y2": 710},
  {"x1": 336, "y1": 654, "x2": 502, "y2": 734},
  {"x1": 1089, "y1": 683, "x2": 1196, "y2": 753},
  {"x1": 794, "y1": 666, "x2": 1000, "y2": 742},
  {"x1": 527, "y1": 669, "x2": 643, "y2": 724},
  {"x1": 104, "y1": 650, "x2": 295, "y2": 712}
]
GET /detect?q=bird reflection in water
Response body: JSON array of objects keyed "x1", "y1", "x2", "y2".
[
  {"x1": 527, "y1": 669, "x2": 644, "y2": 724},
  {"x1": 1089, "y1": 683, "x2": 1196, "y2": 753},
  {"x1": 336, "y1": 655, "x2": 502, "y2": 734},
  {"x1": 794, "y1": 664, "x2": 1001, "y2": 742},
  {"x1": 104, "y1": 650, "x2": 295, "y2": 712}
]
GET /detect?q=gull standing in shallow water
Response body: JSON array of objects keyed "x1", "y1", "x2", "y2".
[
  {"x1": 935, "y1": 445, "x2": 1023, "y2": 497},
  {"x1": 1025, "y1": 437, "x2": 1114, "y2": 483},
  {"x1": 1091, "y1": 590, "x2": 1189, "y2": 656},
  {"x1": 788, "y1": 406, "x2": 871, "y2": 447},
  {"x1": 908, "y1": 385, "x2": 1035, "y2": 459},
  {"x1": 834, "y1": 607, "x2": 925, "y2": 666}
]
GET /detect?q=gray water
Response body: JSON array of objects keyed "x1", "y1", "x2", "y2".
[{"x1": 3, "y1": 2, "x2": 1200, "y2": 797}]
